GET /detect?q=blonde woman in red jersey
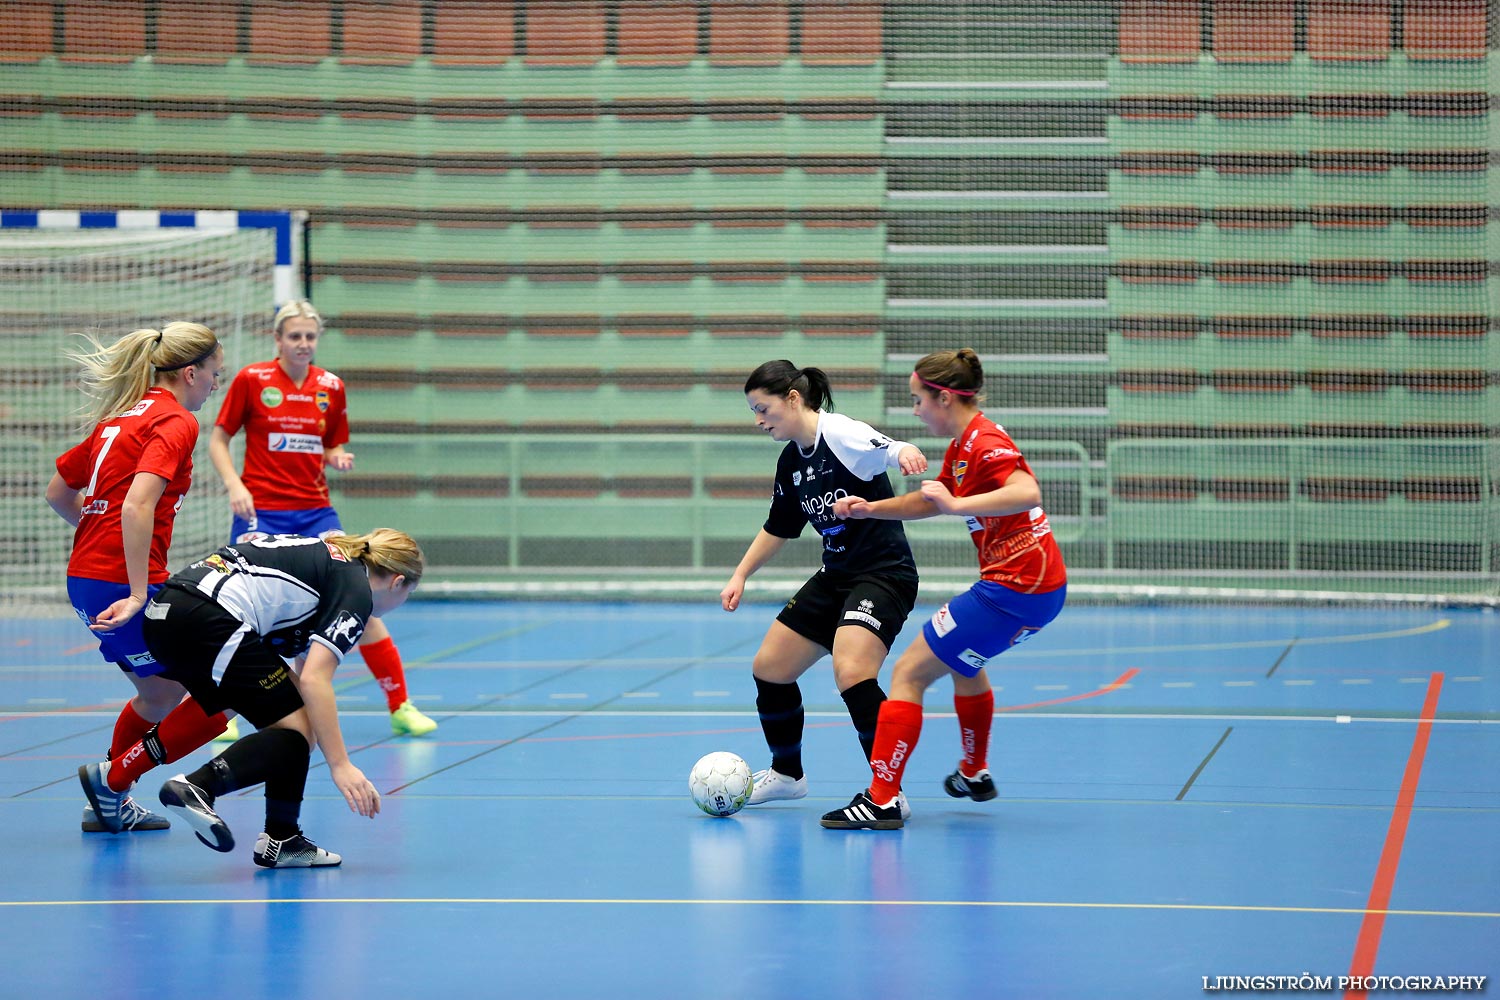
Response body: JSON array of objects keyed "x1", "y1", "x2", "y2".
[
  {"x1": 207, "y1": 301, "x2": 436, "y2": 737},
  {"x1": 46, "y1": 322, "x2": 230, "y2": 833},
  {"x1": 819, "y1": 349, "x2": 1068, "y2": 829}
]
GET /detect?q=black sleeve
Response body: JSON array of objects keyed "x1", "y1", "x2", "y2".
[
  {"x1": 305, "y1": 561, "x2": 374, "y2": 661},
  {"x1": 763, "y1": 447, "x2": 806, "y2": 540}
]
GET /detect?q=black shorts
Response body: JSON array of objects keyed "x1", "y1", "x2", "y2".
[
  {"x1": 141, "y1": 586, "x2": 305, "y2": 731},
  {"x1": 776, "y1": 568, "x2": 919, "y2": 652}
]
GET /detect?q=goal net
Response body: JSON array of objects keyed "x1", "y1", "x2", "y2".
[
  {"x1": 0, "y1": 212, "x2": 291, "y2": 611},
  {"x1": 5, "y1": 3, "x2": 1496, "y2": 607}
]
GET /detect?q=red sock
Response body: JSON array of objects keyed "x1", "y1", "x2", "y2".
[
  {"x1": 109, "y1": 701, "x2": 154, "y2": 758},
  {"x1": 107, "y1": 698, "x2": 229, "y2": 792},
  {"x1": 359, "y1": 636, "x2": 408, "y2": 711},
  {"x1": 953, "y1": 690, "x2": 995, "y2": 776},
  {"x1": 867, "y1": 699, "x2": 924, "y2": 806}
]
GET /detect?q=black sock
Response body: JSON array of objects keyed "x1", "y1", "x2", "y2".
[
  {"x1": 840, "y1": 677, "x2": 887, "y2": 762},
  {"x1": 262, "y1": 730, "x2": 311, "y2": 840},
  {"x1": 754, "y1": 676, "x2": 804, "y2": 780},
  {"x1": 186, "y1": 727, "x2": 310, "y2": 797},
  {"x1": 264, "y1": 798, "x2": 303, "y2": 841}
]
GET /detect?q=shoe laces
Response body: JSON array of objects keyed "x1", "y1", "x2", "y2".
[{"x1": 117, "y1": 796, "x2": 156, "y2": 830}]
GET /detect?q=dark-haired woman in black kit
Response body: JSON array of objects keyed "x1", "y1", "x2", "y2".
[{"x1": 720, "y1": 361, "x2": 927, "y2": 814}]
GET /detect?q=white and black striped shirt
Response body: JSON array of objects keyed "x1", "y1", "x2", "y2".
[{"x1": 170, "y1": 535, "x2": 372, "y2": 662}]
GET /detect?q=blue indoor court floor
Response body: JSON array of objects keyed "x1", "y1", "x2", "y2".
[{"x1": 1, "y1": 600, "x2": 1496, "y2": 999}]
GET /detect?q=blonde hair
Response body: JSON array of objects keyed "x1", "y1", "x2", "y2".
[
  {"x1": 913, "y1": 347, "x2": 984, "y2": 404},
  {"x1": 69, "y1": 322, "x2": 220, "y2": 426},
  {"x1": 325, "y1": 528, "x2": 424, "y2": 586},
  {"x1": 273, "y1": 300, "x2": 324, "y2": 335}
]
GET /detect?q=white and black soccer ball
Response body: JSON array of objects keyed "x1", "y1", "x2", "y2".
[{"x1": 688, "y1": 751, "x2": 753, "y2": 817}]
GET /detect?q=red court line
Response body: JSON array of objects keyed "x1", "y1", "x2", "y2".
[
  {"x1": 996, "y1": 668, "x2": 1140, "y2": 713},
  {"x1": 1344, "y1": 672, "x2": 1443, "y2": 1000}
]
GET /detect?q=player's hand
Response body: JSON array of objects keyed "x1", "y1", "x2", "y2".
[
  {"x1": 227, "y1": 485, "x2": 255, "y2": 520},
  {"x1": 89, "y1": 593, "x2": 147, "y2": 632},
  {"x1": 331, "y1": 761, "x2": 381, "y2": 818},
  {"x1": 720, "y1": 576, "x2": 746, "y2": 612},
  {"x1": 896, "y1": 445, "x2": 928, "y2": 476},
  {"x1": 834, "y1": 495, "x2": 870, "y2": 519},
  {"x1": 325, "y1": 449, "x2": 355, "y2": 472},
  {"x1": 919, "y1": 479, "x2": 959, "y2": 514}
]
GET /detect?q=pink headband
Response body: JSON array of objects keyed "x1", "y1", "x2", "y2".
[{"x1": 916, "y1": 374, "x2": 978, "y2": 397}]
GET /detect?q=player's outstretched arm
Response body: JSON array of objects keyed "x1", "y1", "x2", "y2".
[
  {"x1": 834, "y1": 489, "x2": 940, "y2": 522},
  {"x1": 300, "y1": 643, "x2": 381, "y2": 818},
  {"x1": 924, "y1": 470, "x2": 1042, "y2": 519}
]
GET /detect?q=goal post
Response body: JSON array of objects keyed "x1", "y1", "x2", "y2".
[{"x1": 0, "y1": 209, "x2": 298, "y2": 610}]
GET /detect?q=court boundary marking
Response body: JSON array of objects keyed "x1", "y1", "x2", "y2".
[{"x1": 1345, "y1": 673, "x2": 1444, "y2": 998}]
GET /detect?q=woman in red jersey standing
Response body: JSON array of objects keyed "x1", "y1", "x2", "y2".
[
  {"x1": 208, "y1": 300, "x2": 436, "y2": 737},
  {"x1": 46, "y1": 322, "x2": 229, "y2": 833},
  {"x1": 818, "y1": 348, "x2": 1068, "y2": 829}
]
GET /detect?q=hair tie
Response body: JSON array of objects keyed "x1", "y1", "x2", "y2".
[
  {"x1": 916, "y1": 373, "x2": 978, "y2": 397},
  {"x1": 153, "y1": 331, "x2": 164, "y2": 345},
  {"x1": 363, "y1": 541, "x2": 372, "y2": 555},
  {"x1": 156, "y1": 339, "x2": 220, "y2": 373}
]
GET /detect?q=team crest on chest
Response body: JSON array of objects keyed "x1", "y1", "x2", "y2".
[
  {"x1": 953, "y1": 459, "x2": 968, "y2": 486},
  {"x1": 315, "y1": 389, "x2": 330, "y2": 412}
]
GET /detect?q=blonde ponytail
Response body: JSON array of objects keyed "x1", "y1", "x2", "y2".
[
  {"x1": 70, "y1": 321, "x2": 219, "y2": 426},
  {"x1": 325, "y1": 528, "x2": 424, "y2": 585}
]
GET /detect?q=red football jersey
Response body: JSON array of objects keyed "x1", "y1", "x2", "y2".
[
  {"x1": 55, "y1": 387, "x2": 199, "y2": 584},
  {"x1": 937, "y1": 413, "x2": 1067, "y2": 594},
  {"x1": 214, "y1": 362, "x2": 350, "y2": 510}
]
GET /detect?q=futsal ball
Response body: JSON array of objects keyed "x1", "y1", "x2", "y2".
[{"x1": 689, "y1": 751, "x2": 753, "y2": 817}]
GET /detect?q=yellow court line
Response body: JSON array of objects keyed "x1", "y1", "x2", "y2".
[
  {"x1": 1022, "y1": 619, "x2": 1452, "y2": 658},
  {"x1": 1, "y1": 897, "x2": 1494, "y2": 918}
]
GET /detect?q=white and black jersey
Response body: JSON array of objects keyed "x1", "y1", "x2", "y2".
[
  {"x1": 167, "y1": 535, "x2": 372, "y2": 662},
  {"x1": 764, "y1": 412, "x2": 917, "y2": 577}
]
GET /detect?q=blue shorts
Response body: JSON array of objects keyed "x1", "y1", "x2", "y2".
[
  {"x1": 66, "y1": 576, "x2": 167, "y2": 676},
  {"x1": 921, "y1": 581, "x2": 1067, "y2": 677},
  {"x1": 231, "y1": 507, "x2": 343, "y2": 544}
]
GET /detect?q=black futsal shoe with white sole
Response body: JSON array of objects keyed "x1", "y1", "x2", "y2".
[
  {"x1": 943, "y1": 768, "x2": 997, "y2": 802},
  {"x1": 820, "y1": 790, "x2": 904, "y2": 830},
  {"x1": 159, "y1": 774, "x2": 235, "y2": 852}
]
